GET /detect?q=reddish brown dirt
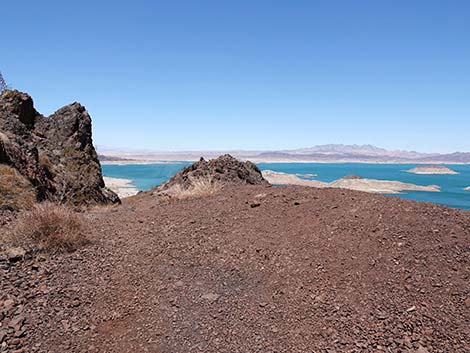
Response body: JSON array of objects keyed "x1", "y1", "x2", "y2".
[{"x1": 1, "y1": 185, "x2": 470, "y2": 352}]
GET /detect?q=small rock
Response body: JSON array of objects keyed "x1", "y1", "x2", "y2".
[
  {"x1": 71, "y1": 300, "x2": 81, "y2": 308},
  {"x1": 250, "y1": 203, "x2": 261, "y2": 208},
  {"x1": 3, "y1": 299, "x2": 15, "y2": 309},
  {"x1": 377, "y1": 312, "x2": 387, "y2": 320},
  {"x1": 414, "y1": 345, "x2": 429, "y2": 353},
  {"x1": 406, "y1": 305, "x2": 416, "y2": 312},
  {"x1": 14, "y1": 329, "x2": 25, "y2": 338},
  {"x1": 9, "y1": 315, "x2": 25, "y2": 330},
  {"x1": 6, "y1": 248, "x2": 25, "y2": 263},
  {"x1": 201, "y1": 293, "x2": 220, "y2": 302},
  {"x1": 61, "y1": 320, "x2": 70, "y2": 331}
]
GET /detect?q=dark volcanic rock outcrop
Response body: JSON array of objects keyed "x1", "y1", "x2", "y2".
[
  {"x1": 0, "y1": 90, "x2": 119, "y2": 206},
  {"x1": 156, "y1": 154, "x2": 269, "y2": 192}
]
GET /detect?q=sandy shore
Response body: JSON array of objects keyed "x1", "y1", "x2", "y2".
[
  {"x1": 103, "y1": 176, "x2": 140, "y2": 198},
  {"x1": 262, "y1": 170, "x2": 440, "y2": 194}
]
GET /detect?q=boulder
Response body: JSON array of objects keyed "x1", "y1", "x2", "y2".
[{"x1": 0, "y1": 90, "x2": 119, "y2": 206}]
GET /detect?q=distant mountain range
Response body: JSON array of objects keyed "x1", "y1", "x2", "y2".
[{"x1": 98, "y1": 144, "x2": 470, "y2": 164}]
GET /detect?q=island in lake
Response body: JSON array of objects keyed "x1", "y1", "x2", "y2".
[
  {"x1": 261, "y1": 170, "x2": 440, "y2": 194},
  {"x1": 406, "y1": 165, "x2": 459, "y2": 175},
  {"x1": 465, "y1": 187, "x2": 470, "y2": 191}
]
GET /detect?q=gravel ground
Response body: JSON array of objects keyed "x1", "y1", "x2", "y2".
[{"x1": 1, "y1": 185, "x2": 470, "y2": 352}]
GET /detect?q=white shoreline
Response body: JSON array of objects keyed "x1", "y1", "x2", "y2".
[
  {"x1": 103, "y1": 176, "x2": 140, "y2": 198},
  {"x1": 262, "y1": 170, "x2": 440, "y2": 194}
]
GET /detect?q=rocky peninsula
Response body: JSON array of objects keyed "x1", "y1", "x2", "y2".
[
  {"x1": 262, "y1": 170, "x2": 440, "y2": 194},
  {"x1": 406, "y1": 165, "x2": 459, "y2": 175}
]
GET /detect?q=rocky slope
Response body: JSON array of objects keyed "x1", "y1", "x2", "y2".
[
  {"x1": 1, "y1": 185, "x2": 469, "y2": 352},
  {"x1": 0, "y1": 90, "x2": 119, "y2": 206}
]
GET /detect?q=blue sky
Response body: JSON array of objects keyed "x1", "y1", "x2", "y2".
[{"x1": 2, "y1": 1, "x2": 469, "y2": 153}]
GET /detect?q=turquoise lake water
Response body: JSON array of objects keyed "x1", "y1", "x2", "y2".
[{"x1": 102, "y1": 163, "x2": 470, "y2": 210}]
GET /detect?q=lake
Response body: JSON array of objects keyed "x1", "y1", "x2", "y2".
[{"x1": 102, "y1": 163, "x2": 470, "y2": 210}]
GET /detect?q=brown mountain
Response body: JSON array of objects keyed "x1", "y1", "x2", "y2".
[{"x1": 99, "y1": 144, "x2": 470, "y2": 164}]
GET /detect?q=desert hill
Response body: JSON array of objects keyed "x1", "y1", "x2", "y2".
[
  {"x1": 154, "y1": 154, "x2": 268, "y2": 194},
  {"x1": 1, "y1": 155, "x2": 469, "y2": 352}
]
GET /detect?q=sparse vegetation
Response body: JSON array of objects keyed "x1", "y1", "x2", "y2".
[
  {"x1": 13, "y1": 202, "x2": 88, "y2": 252},
  {"x1": 0, "y1": 164, "x2": 36, "y2": 210},
  {"x1": 0, "y1": 71, "x2": 8, "y2": 92},
  {"x1": 164, "y1": 176, "x2": 222, "y2": 199},
  {"x1": 38, "y1": 152, "x2": 53, "y2": 169}
]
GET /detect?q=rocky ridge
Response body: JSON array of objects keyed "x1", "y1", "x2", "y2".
[
  {"x1": 0, "y1": 90, "x2": 119, "y2": 207},
  {"x1": 154, "y1": 154, "x2": 269, "y2": 193}
]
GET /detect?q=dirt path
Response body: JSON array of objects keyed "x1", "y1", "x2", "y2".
[{"x1": 2, "y1": 185, "x2": 470, "y2": 352}]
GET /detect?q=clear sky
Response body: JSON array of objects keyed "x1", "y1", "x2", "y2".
[{"x1": 2, "y1": 1, "x2": 469, "y2": 153}]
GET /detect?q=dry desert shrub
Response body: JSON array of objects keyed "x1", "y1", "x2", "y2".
[
  {"x1": 13, "y1": 202, "x2": 88, "y2": 252},
  {"x1": 0, "y1": 164, "x2": 36, "y2": 210},
  {"x1": 165, "y1": 176, "x2": 222, "y2": 199}
]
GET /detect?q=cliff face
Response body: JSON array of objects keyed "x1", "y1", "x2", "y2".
[{"x1": 0, "y1": 90, "x2": 119, "y2": 206}]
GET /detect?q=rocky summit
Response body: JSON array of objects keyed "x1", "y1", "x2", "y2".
[
  {"x1": 155, "y1": 154, "x2": 269, "y2": 192},
  {"x1": 0, "y1": 90, "x2": 119, "y2": 207}
]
